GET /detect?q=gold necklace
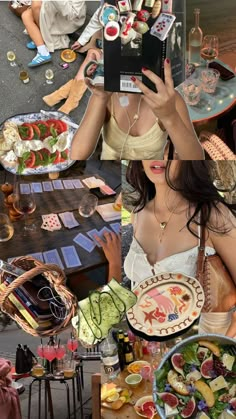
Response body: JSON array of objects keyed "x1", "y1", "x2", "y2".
[{"x1": 153, "y1": 199, "x2": 180, "y2": 242}]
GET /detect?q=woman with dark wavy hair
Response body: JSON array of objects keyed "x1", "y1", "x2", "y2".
[{"x1": 124, "y1": 160, "x2": 236, "y2": 337}]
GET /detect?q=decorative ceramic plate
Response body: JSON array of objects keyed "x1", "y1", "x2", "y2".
[
  {"x1": 126, "y1": 273, "x2": 205, "y2": 340},
  {"x1": 60, "y1": 49, "x2": 77, "y2": 63},
  {"x1": 0, "y1": 111, "x2": 77, "y2": 175},
  {"x1": 127, "y1": 360, "x2": 150, "y2": 375}
]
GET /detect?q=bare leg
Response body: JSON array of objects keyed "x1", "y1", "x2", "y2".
[
  {"x1": 75, "y1": 49, "x2": 102, "y2": 80},
  {"x1": 31, "y1": 0, "x2": 42, "y2": 27},
  {"x1": 21, "y1": 8, "x2": 44, "y2": 47}
]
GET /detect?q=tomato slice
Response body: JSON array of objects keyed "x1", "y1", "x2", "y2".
[
  {"x1": 32, "y1": 151, "x2": 43, "y2": 167},
  {"x1": 47, "y1": 119, "x2": 64, "y2": 135},
  {"x1": 59, "y1": 120, "x2": 68, "y2": 133},
  {"x1": 52, "y1": 150, "x2": 61, "y2": 165},
  {"x1": 18, "y1": 123, "x2": 34, "y2": 141},
  {"x1": 31, "y1": 124, "x2": 41, "y2": 140},
  {"x1": 34, "y1": 121, "x2": 49, "y2": 140},
  {"x1": 24, "y1": 151, "x2": 36, "y2": 168}
]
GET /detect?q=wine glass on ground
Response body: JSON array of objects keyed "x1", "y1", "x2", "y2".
[
  {"x1": 200, "y1": 35, "x2": 219, "y2": 67},
  {"x1": 7, "y1": 51, "x2": 17, "y2": 66},
  {"x1": 45, "y1": 69, "x2": 54, "y2": 84},
  {"x1": 13, "y1": 182, "x2": 36, "y2": 233},
  {"x1": 43, "y1": 345, "x2": 56, "y2": 375}
]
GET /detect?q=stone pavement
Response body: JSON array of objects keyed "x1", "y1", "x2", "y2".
[{"x1": 0, "y1": 1, "x2": 100, "y2": 125}]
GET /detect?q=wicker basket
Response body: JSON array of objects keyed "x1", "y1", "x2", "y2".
[{"x1": 0, "y1": 256, "x2": 78, "y2": 337}]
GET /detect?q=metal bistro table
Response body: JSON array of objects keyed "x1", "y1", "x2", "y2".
[
  {"x1": 27, "y1": 371, "x2": 83, "y2": 419},
  {"x1": 177, "y1": 60, "x2": 236, "y2": 128},
  {"x1": 0, "y1": 174, "x2": 121, "y2": 277}
]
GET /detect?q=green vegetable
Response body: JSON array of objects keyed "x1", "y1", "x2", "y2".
[
  {"x1": 48, "y1": 137, "x2": 58, "y2": 148},
  {"x1": 181, "y1": 343, "x2": 200, "y2": 366},
  {"x1": 50, "y1": 126, "x2": 58, "y2": 138}
]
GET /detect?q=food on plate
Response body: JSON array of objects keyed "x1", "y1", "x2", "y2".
[
  {"x1": 134, "y1": 398, "x2": 158, "y2": 418},
  {"x1": 154, "y1": 339, "x2": 236, "y2": 418},
  {"x1": 127, "y1": 361, "x2": 150, "y2": 374},
  {"x1": 0, "y1": 118, "x2": 70, "y2": 173},
  {"x1": 101, "y1": 383, "x2": 132, "y2": 410}
]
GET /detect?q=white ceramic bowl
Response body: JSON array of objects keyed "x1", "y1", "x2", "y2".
[
  {"x1": 125, "y1": 373, "x2": 142, "y2": 388},
  {"x1": 153, "y1": 334, "x2": 236, "y2": 419}
]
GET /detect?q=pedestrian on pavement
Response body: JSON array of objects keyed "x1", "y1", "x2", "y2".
[{"x1": 21, "y1": 0, "x2": 86, "y2": 67}]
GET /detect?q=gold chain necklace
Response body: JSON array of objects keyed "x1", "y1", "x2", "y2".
[{"x1": 153, "y1": 199, "x2": 180, "y2": 243}]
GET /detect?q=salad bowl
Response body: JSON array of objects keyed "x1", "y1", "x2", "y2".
[{"x1": 153, "y1": 334, "x2": 236, "y2": 419}]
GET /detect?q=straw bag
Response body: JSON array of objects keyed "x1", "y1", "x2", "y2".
[
  {"x1": 196, "y1": 224, "x2": 236, "y2": 313},
  {"x1": 0, "y1": 256, "x2": 78, "y2": 337}
]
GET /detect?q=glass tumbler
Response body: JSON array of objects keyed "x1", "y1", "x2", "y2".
[
  {"x1": 182, "y1": 79, "x2": 202, "y2": 105},
  {"x1": 201, "y1": 68, "x2": 220, "y2": 93},
  {"x1": 78, "y1": 193, "x2": 98, "y2": 217},
  {"x1": 0, "y1": 213, "x2": 14, "y2": 242}
]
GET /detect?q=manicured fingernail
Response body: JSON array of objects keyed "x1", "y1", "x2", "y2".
[
  {"x1": 131, "y1": 76, "x2": 136, "y2": 82},
  {"x1": 142, "y1": 67, "x2": 148, "y2": 71},
  {"x1": 165, "y1": 58, "x2": 170, "y2": 64}
]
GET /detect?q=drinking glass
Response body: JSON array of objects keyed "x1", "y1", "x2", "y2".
[
  {"x1": 32, "y1": 362, "x2": 45, "y2": 377},
  {"x1": 13, "y1": 182, "x2": 36, "y2": 233},
  {"x1": 78, "y1": 193, "x2": 98, "y2": 217},
  {"x1": 63, "y1": 360, "x2": 75, "y2": 378},
  {"x1": 37, "y1": 344, "x2": 45, "y2": 359},
  {"x1": 67, "y1": 338, "x2": 78, "y2": 353},
  {"x1": 45, "y1": 69, "x2": 54, "y2": 84},
  {"x1": 201, "y1": 68, "x2": 220, "y2": 93},
  {"x1": 200, "y1": 35, "x2": 219, "y2": 67},
  {"x1": 0, "y1": 213, "x2": 14, "y2": 242},
  {"x1": 43, "y1": 345, "x2": 56, "y2": 374},
  {"x1": 55, "y1": 345, "x2": 66, "y2": 360},
  {"x1": 7, "y1": 50, "x2": 17, "y2": 66},
  {"x1": 182, "y1": 79, "x2": 202, "y2": 106},
  {"x1": 140, "y1": 365, "x2": 152, "y2": 392}
]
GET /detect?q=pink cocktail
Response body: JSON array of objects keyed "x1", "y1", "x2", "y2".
[
  {"x1": 67, "y1": 339, "x2": 78, "y2": 352},
  {"x1": 44, "y1": 346, "x2": 56, "y2": 361},
  {"x1": 56, "y1": 345, "x2": 66, "y2": 360},
  {"x1": 37, "y1": 345, "x2": 44, "y2": 358}
]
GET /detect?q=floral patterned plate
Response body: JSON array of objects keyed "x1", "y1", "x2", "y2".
[
  {"x1": 0, "y1": 111, "x2": 77, "y2": 175},
  {"x1": 126, "y1": 273, "x2": 205, "y2": 341}
]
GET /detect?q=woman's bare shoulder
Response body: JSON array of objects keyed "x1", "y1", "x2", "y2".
[{"x1": 208, "y1": 202, "x2": 236, "y2": 234}]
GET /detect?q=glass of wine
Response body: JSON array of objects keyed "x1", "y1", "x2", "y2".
[
  {"x1": 7, "y1": 50, "x2": 17, "y2": 67},
  {"x1": 200, "y1": 35, "x2": 219, "y2": 67},
  {"x1": 13, "y1": 182, "x2": 36, "y2": 233},
  {"x1": 0, "y1": 213, "x2": 14, "y2": 242},
  {"x1": 45, "y1": 69, "x2": 54, "y2": 84}
]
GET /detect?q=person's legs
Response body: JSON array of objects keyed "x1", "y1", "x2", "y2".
[
  {"x1": 31, "y1": 0, "x2": 42, "y2": 27},
  {"x1": 22, "y1": 6, "x2": 51, "y2": 67},
  {"x1": 21, "y1": 8, "x2": 44, "y2": 46}
]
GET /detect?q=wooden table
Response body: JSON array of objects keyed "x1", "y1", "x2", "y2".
[
  {"x1": 0, "y1": 173, "x2": 121, "y2": 276},
  {"x1": 101, "y1": 356, "x2": 160, "y2": 419}
]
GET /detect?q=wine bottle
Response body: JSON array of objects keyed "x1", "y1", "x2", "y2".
[
  {"x1": 117, "y1": 329, "x2": 125, "y2": 371},
  {"x1": 100, "y1": 332, "x2": 120, "y2": 380},
  {"x1": 188, "y1": 8, "x2": 203, "y2": 67},
  {"x1": 123, "y1": 332, "x2": 134, "y2": 366}
]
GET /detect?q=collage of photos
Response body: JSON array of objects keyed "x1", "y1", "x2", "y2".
[{"x1": 0, "y1": 1, "x2": 235, "y2": 419}]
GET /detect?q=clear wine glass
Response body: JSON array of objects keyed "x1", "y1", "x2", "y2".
[
  {"x1": 7, "y1": 50, "x2": 17, "y2": 67},
  {"x1": 140, "y1": 365, "x2": 152, "y2": 391},
  {"x1": 13, "y1": 182, "x2": 36, "y2": 234},
  {"x1": 45, "y1": 69, "x2": 54, "y2": 84},
  {"x1": 200, "y1": 35, "x2": 219, "y2": 68}
]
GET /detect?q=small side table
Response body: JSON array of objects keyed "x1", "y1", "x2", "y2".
[{"x1": 27, "y1": 372, "x2": 83, "y2": 419}]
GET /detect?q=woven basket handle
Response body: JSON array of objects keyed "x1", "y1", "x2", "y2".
[{"x1": 0, "y1": 263, "x2": 65, "y2": 306}]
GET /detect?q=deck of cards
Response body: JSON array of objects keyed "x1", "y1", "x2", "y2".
[{"x1": 41, "y1": 214, "x2": 62, "y2": 231}]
